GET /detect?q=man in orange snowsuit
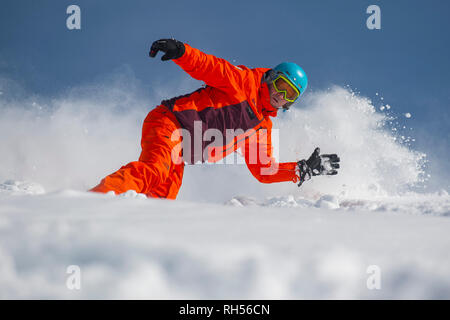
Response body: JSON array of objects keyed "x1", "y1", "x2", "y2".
[{"x1": 91, "y1": 39, "x2": 340, "y2": 199}]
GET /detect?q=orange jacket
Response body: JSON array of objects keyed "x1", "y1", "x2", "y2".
[{"x1": 161, "y1": 44, "x2": 299, "y2": 184}]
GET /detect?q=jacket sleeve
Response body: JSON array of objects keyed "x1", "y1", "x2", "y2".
[
  {"x1": 173, "y1": 44, "x2": 255, "y2": 96},
  {"x1": 242, "y1": 124, "x2": 299, "y2": 184}
]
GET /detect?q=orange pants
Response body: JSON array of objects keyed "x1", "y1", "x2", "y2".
[{"x1": 90, "y1": 105, "x2": 184, "y2": 199}]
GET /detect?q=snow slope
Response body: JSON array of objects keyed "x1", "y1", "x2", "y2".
[
  {"x1": 0, "y1": 76, "x2": 449, "y2": 299},
  {"x1": 0, "y1": 189, "x2": 448, "y2": 299}
]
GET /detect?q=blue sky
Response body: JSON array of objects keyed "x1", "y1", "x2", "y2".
[{"x1": 1, "y1": 0, "x2": 449, "y2": 188}]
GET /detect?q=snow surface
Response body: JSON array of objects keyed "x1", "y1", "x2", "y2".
[
  {"x1": 0, "y1": 189, "x2": 448, "y2": 299},
  {"x1": 0, "y1": 77, "x2": 449, "y2": 299}
]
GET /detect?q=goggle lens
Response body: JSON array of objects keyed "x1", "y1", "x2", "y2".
[{"x1": 273, "y1": 75, "x2": 300, "y2": 102}]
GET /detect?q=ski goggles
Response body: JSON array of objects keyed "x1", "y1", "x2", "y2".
[{"x1": 272, "y1": 74, "x2": 301, "y2": 103}]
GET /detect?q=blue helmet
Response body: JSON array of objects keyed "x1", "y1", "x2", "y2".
[{"x1": 272, "y1": 62, "x2": 308, "y2": 97}]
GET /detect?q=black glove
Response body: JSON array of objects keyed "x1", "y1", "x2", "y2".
[
  {"x1": 297, "y1": 147, "x2": 340, "y2": 187},
  {"x1": 149, "y1": 39, "x2": 185, "y2": 61}
]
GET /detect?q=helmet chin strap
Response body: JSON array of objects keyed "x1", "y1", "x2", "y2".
[
  {"x1": 281, "y1": 101, "x2": 294, "y2": 111},
  {"x1": 276, "y1": 105, "x2": 290, "y2": 112}
]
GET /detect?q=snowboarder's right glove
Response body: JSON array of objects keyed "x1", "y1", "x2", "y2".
[
  {"x1": 297, "y1": 147, "x2": 340, "y2": 187},
  {"x1": 149, "y1": 39, "x2": 185, "y2": 61}
]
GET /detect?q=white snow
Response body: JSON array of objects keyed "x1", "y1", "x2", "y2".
[
  {"x1": 0, "y1": 188, "x2": 448, "y2": 299},
  {"x1": 0, "y1": 180, "x2": 45, "y2": 195},
  {"x1": 0, "y1": 78, "x2": 449, "y2": 299}
]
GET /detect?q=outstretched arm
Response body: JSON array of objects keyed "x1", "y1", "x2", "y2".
[
  {"x1": 150, "y1": 39, "x2": 256, "y2": 95},
  {"x1": 242, "y1": 125, "x2": 299, "y2": 184}
]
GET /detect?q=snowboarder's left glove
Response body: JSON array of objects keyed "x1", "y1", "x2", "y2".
[
  {"x1": 297, "y1": 147, "x2": 340, "y2": 187},
  {"x1": 149, "y1": 39, "x2": 185, "y2": 61}
]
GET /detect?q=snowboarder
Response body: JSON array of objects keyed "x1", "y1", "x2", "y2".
[{"x1": 90, "y1": 39, "x2": 340, "y2": 199}]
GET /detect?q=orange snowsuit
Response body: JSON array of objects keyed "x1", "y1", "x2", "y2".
[{"x1": 90, "y1": 44, "x2": 299, "y2": 199}]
